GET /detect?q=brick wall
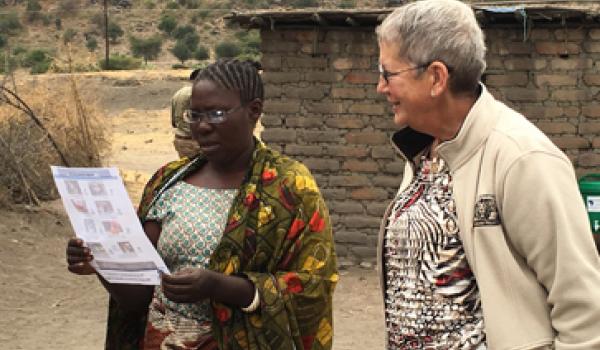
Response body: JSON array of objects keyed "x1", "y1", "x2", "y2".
[{"x1": 259, "y1": 25, "x2": 600, "y2": 265}]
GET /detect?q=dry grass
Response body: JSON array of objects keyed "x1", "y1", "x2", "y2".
[{"x1": 0, "y1": 76, "x2": 110, "y2": 206}]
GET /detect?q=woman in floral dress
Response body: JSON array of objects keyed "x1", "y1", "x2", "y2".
[{"x1": 66, "y1": 59, "x2": 338, "y2": 350}]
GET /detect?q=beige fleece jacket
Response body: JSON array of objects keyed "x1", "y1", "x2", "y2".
[{"x1": 378, "y1": 85, "x2": 600, "y2": 350}]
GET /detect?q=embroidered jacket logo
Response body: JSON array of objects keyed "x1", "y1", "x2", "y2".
[{"x1": 473, "y1": 194, "x2": 501, "y2": 226}]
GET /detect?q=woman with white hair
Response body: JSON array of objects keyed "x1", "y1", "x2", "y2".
[{"x1": 375, "y1": 0, "x2": 600, "y2": 349}]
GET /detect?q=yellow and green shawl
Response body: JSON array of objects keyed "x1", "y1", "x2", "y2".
[{"x1": 105, "y1": 140, "x2": 338, "y2": 350}]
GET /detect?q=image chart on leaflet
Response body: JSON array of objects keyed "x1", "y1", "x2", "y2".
[{"x1": 52, "y1": 166, "x2": 169, "y2": 285}]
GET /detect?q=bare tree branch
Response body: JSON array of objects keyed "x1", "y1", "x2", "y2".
[{"x1": 0, "y1": 86, "x2": 70, "y2": 166}]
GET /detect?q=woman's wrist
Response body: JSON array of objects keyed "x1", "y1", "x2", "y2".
[{"x1": 210, "y1": 271, "x2": 255, "y2": 307}]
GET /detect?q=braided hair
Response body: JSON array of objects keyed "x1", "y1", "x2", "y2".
[{"x1": 194, "y1": 59, "x2": 264, "y2": 104}]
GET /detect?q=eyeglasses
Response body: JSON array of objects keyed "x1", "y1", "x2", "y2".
[
  {"x1": 183, "y1": 105, "x2": 243, "y2": 124},
  {"x1": 378, "y1": 62, "x2": 431, "y2": 84}
]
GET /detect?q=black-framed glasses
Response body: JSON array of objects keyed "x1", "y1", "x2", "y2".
[
  {"x1": 378, "y1": 62, "x2": 431, "y2": 84},
  {"x1": 183, "y1": 105, "x2": 243, "y2": 124}
]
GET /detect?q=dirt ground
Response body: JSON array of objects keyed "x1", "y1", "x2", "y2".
[{"x1": 0, "y1": 71, "x2": 385, "y2": 349}]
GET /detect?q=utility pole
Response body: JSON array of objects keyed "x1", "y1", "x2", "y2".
[{"x1": 104, "y1": 0, "x2": 109, "y2": 68}]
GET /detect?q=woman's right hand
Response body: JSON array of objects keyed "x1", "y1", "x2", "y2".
[{"x1": 66, "y1": 238, "x2": 96, "y2": 275}]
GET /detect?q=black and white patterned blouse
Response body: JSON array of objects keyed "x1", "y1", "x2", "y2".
[{"x1": 384, "y1": 155, "x2": 486, "y2": 350}]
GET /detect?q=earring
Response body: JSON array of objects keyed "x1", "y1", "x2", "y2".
[{"x1": 430, "y1": 91, "x2": 435, "y2": 97}]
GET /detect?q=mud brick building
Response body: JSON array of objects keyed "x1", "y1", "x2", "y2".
[{"x1": 228, "y1": 2, "x2": 600, "y2": 265}]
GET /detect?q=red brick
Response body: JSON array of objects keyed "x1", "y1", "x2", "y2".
[
  {"x1": 366, "y1": 202, "x2": 390, "y2": 216},
  {"x1": 264, "y1": 84, "x2": 282, "y2": 98},
  {"x1": 335, "y1": 231, "x2": 367, "y2": 244},
  {"x1": 285, "y1": 86, "x2": 328, "y2": 99},
  {"x1": 384, "y1": 161, "x2": 405, "y2": 174},
  {"x1": 285, "y1": 116, "x2": 324, "y2": 128},
  {"x1": 302, "y1": 42, "x2": 342, "y2": 55},
  {"x1": 592, "y1": 137, "x2": 600, "y2": 148},
  {"x1": 579, "y1": 123, "x2": 600, "y2": 134},
  {"x1": 345, "y1": 131, "x2": 388, "y2": 145},
  {"x1": 344, "y1": 72, "x2": 379, "y2": 84},
  {"x1": 506, "y1": 42, "x2": 533, "y2": 54},
  {"x1": 534, "y1": 74, "x2": 577, "y2": 87},
  {"x1": 535, "y1": 41, "x2": 580, "y2": 55},
  {"x1": 564, "y1": 106, "x2": 580, "y2": 118},
  {"x1": 284, "y1": 144, "x2": 324, "y2": 156},
  {"x1": 303, "y1": 158, "x2": 340, "y2": 171},
  {"x1": 261, "y1": 41, "x2": 300, "y2": 53},
  {"x1": 261, "y1": 55, "x2": 281, "y2": 70},
  {"x1": 371, "y1": 116, "x2": 396, "y2": 130},
  {"x1": 285, "y1": 57, "x2": 327, "y2": 69},
  {"x1": 578, "y1": 153, "x2": 600, "y2": 167},
  {"x1": 582, "y1": 104, "x2": 600, "y2": 118},
  {"x1": 324, "y1": 31, "x2": 355, "y2": 43},
  {"x1": 371, "y1": 146, "x2": 396, "y2": 159},
  {"x1": 520, "y1": 106, "x2": 563, "y2": 119},
  {"x1": 503, "y1": 58, "x2": 547, "y2": 71},
  {"x1": 535, "y1": 122, "x2": 576, "y2": 134},
  {"x1": 486, "y1": 57, "x2": 504, "y2": 70},
  {"x1": 346, "y1": 42, "x2": 377, "y2": 56},
  {"x1": 584, "y1": 42, "x2": 600, "y2": 53},
  {"x1": 305, "y1": 71, "x2": 344, "y2": 83},
  {"x1": 332, "y1": 57, "x2": 370, "y2": 70},
  {"x1": 329, "y1": 175, "x2": 371, "y2": 187},
  {"x1": 583, "y1": 74, "x2": 600, "y2": 86},
  {"x1": 486, "y1": 73, "x2": 529, "y2": 87},
  {"x1": 348, "y1": 104, "x2": 385, "y2": 115},
  {"x1": 331, "y1": 87, "x2": 367, "y2": 99},
  {"x1": 263, "y1": 100, "x2": 301, "y2": 114},
  {"x1": 327, "y1": 145, "x2": 369, "y2": 158},
  {"x1": 281, "y1": 30, "x2": 318, "y2": 42},
  {"x1": 554, "y1": 28, "x2": 586, "y2": 40},
  {"x1": 300, "y1": 130, "x2": 341, "y2": 143},
  {"x1": 322, "y1": 188, "x2": 347, "y2": 201},
  {"x1": 326, "y1": 117, "x2": 365, "y2": 129},
  {"x1": 590, "y1": 29, "x2": 600, "y2": 40},
  {"x1": 305, "y1": 102, "x2": 344, "y2": 114},
  {"x1": 550, "y1": 58, "x2": 593, "y2": 70},
  {"x1": 505, "y1": 88, "x2": 548, "y2": 102},
  {"x1": 350, "y1": 187, "x2": 388, "y2": 200},
  {"x1": 262, "y1": 72, "x2": 301, "y2": 83},
  {"x1": 262, "y1": 128, "x2": 297, "y2": 142},
  {"x1": 530, "y1": 29, "x2": 551, "y2": 40},
  {"x1": 343, "y1": 160, "x2": 380, "y2": 173},
  {"x1": 551, "y1": 136, "x2": 590, "y2": 149},
  {"x1": 330, "y1": 202, "x2": 365, "y2": 214},
  {"x1": 261, "y1": 114, "x2": 282, "y2": 126},
  {"x1": 372, "y1": 175, "x2": 401, "y2": 188},
  {"x1": 551, "y1": 89, "x2": 589, "y2": 101},
  {"x1": 345, "y1": 217, "x2": 383, "y2": 231}
]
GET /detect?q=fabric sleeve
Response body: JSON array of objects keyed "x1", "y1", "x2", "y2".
[
  {"x1": 501, "y1": 151, "x2": 600, "y2": 349},
  {"x1": 240, "y1": 170, "x2": 338, "y2": 350}
]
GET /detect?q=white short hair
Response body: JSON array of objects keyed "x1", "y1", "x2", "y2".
[{"x1": 376, "y1": 0, "x2": 487, "y2": 94}]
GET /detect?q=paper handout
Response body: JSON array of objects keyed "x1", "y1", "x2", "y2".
[{"x1": 52, "y1": 166, "x2": 169, "y2": 285}]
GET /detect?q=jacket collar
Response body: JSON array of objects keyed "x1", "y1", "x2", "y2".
[{"x1": 391, "y1": 84, "x2": 498, "y2": 171}]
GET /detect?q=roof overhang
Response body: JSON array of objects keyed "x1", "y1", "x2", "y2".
[{"x1": 226, "y1": 2, "x2": 600, "y2": 30}]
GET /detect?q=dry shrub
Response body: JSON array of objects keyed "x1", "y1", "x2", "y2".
[{"x1": 0, "y1": 78, "x2": 110, "y2": 205}]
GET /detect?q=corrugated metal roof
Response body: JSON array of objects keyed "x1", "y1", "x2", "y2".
[{"x1": 226, "y1": 2, "x2": 600, "y2": 28}]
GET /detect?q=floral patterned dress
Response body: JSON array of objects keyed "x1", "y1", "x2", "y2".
[
  {"x1": 105, "y1": 139, "x2": 338, "y2": 350},
  {"x1": 143, "y1": 182, "x2": 238, "y2": 349}
]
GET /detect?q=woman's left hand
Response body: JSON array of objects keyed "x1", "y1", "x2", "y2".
[{"x1": 161, "y1": 267, "x2": 217, "y2": 303}]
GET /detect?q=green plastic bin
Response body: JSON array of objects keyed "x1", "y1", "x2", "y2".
[{"x1": 579, "y1": 174, "x2": 600, "y2": 234}]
